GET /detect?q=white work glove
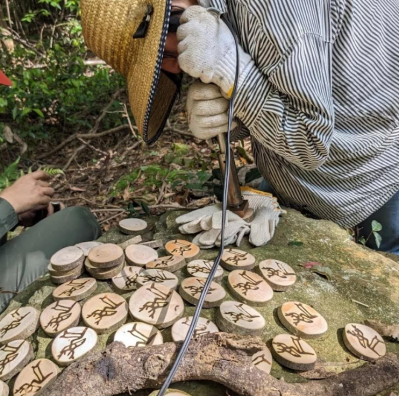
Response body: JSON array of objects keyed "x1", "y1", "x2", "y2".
[
  {"x1": 175, "y1": 189, "x2": 282, "y2": 248},
  {"x1": 177, "y1": 6, "x2": 253, "y2": 98},
  {"x1": 187, "y1": 81, "x2": 235, "y2": 140}
]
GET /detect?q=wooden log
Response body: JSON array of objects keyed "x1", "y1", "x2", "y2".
[
  {"x1": 40, "y1": 333, "x2": 399, "y2": 396},
  {"x1": 50, "y1": 247, "x2": 84, "y2": 272}
]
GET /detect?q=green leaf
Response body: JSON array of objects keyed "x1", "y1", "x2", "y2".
[
  {"x1": 288, "y1": 240, "x2": 304, "y2": 247},
  {"x1": 373, "y1": 232, "x2": 382, "y2": 249},
  {"x1": 371, "y1": 220, "x2": 382, "y2": 232},
  {"x1": 33, "y1": 109, "x2": 44, "y2": 118},
  {"x1": 12, "y1": 107, "x2": 18, "y2": 120},
  {"x1": 359, "y1": 237, "x2": 366, "y2": 245},
  {"x1": 141, "y1": 202, "x2": 150, "y2": 215},
  {"x1": 21, "y1": 108, "x2": 32, "y2": 117}
]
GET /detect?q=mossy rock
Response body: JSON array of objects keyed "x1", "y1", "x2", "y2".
[{"x1": 2, "y1": 208, "x2": 399, "y2": 396}]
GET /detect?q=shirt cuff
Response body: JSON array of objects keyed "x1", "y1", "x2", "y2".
[
  {"x1": 0, "y1": 198, "x2": 18, "y2": 236},
  {"x1": 234, "y1": 62, "x2": 272, "y2": 128}
]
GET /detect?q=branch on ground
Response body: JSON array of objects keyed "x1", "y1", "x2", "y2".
[{"x1": 40, "y1": 333, "x2": 399, "y2": 396}]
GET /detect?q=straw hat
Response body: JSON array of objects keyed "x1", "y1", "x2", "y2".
[{"x1": 81, "y1": 0, "x2": 179, "y2": 144}]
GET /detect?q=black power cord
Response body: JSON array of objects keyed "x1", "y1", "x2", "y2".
[{"x1": 157, "y1": 12, "x2": 240, "y2": 396}]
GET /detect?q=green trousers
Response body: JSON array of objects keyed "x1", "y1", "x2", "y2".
[{"x1": 0, "y1": 206, "x2": 101, "y2": 313}]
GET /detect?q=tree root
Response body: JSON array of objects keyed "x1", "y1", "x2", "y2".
[{"x1": 41, "y1": 333, "x2": 399, "y2": 396}]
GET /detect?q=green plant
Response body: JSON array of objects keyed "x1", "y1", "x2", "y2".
[{"x1": 359, "y1": 220, "x2": 383, "y2": 248}]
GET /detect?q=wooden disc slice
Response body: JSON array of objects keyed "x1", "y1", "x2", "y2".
[
  {"x1": 88, "y1": 244, "x2": 124, "y2": 269},
  {"x1": 51, "y1": 327, "x2": 97, "y2": 367},
  {"x1": 146, "y1": 255, "x2": 186, "y2": 273},
  {"x1": 82, "y1": 293, "x2": 128, "y2": 334},
  {"x1": 86, "y1": 261, "x2": 125, "y2": 280},
  {"x1": 47, "y1": 263, "x2": 82, "y2": 277},
  {"x1": 75, "y1": 241, "x2": 103, "y2": 257},
  {"x1": 114, "y1": 322, "x2": 163, "y2": 348},
  {"x1": 149, "y1": 390, "x2": 192, "y2": 396},
  {"x1": 112, "y1": 266, "x2": 143, "y2": 292},
  {"x1": 40, "y1": 300, "x2": 81, "y2": 338},
  {"x1": 343, "y1": 323, "x2": 386, "y2": 362},
  {"x1": 186, "y1": 260, "x2": 224, "y2": 283},
  {"x1": 50, "y1": 246, "x2": 84, "y2": 272},
  {"x1": 179, "y1": 277, "x2": 225, "y2": 308},
  {"x1": 165, "y1": 240, "x2": 200, "y2": 259},
  {"x1": 277, "y1": 302, "x2": 328, "y2": 339},
  {"x1": 13, "y1": 358, "x2": 59, "y2": 396},
  {"x1": 119, "y1": 219, "x2": 148, "y2": 234},
  {"x1": 216, "y1": 301, "x2": 265, "y2": 336},
  {"x1": 125, "y1": 245, "x2": 158, "y2": 266},
  {"x1": 271, "y1": 334, "x2": 317, "y2": 371},
  {"x1": 0, "y1": 380, "x2": 8, "y2": 396},
  {"x1": 171, "y1": 317, "x2": 219, "y2": 342},
  {"x1": 0, "y1": 307, "x2": 40, "y2": 345},
  {"x1": 129, "y1": 283, "x2": 184, "y2": 328},
  {"x1": 227, "y1": 270, "x2": 273, "y2": 306},
  {"x1": 221, "y1": 248, "x2": 256, "y2": 271},
  {"x1": 50, "y1": 263, "x2": 84, "y2": 285},
  {"x1": 136, "y1": 270, "x2": 179, "y2": 290},
  {"x1": 257, "y1": 260, "x2": 297, "y2": 291},
  {"x1": 252, "y1": 348, "x2": 273, "y2": 374},
  {"x1": 0, "y1": 340, "x2": 33, "y2": 381},
  {"x1": 53, "y1": 278, "x2": 97, "y2": 302}
]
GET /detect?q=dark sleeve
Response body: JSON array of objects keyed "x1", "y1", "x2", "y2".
[{"x1": 0, "y1": 198, "x2": 18, "y2": 242}]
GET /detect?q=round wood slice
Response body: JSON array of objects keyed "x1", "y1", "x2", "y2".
[
  {"x1": 87, "y1": 261, "x2": 125, "y2": 280},
  {"x1": 252, "y1": 348, "x2": 273, "y2": 374},
  {"x1": 40, "y1": 300, "x2": 81, "y2": 338},
  {"x1": 84, "y1": 258, "x2": 112, "y2": 274},
  {"x1": 257, "y1": 260, "x2": 297, "y2": 291},
  {"x1": 220, "y1": 248, "x2": 256, "y2": 271},
  {"x1": 125, "y1": 245, "x2": 158, "y2": 266},
  {"x1": 0, "y1": 340, "x2": 33, "y2": 381},
  {"x1": 227, "y1": 270, "x2": 273, "y2": 306},
  {"x1": 53, "y1": 278, "x2": 97, "y2": 302},
  {"x1": 149, "y1": 389, "x2": 191, "y2": 396},
  {"x1": 0, "y1": 307, "x2": 40, "y2": 345},
  {"x1": 179, "y1": 277, "x2": 225, "y2": 308},
  {"x1": 119, "y1": 219, "x2": 148, "y2": 234},
  {"x1": 149, "y1": 390, "x2": 192, "y2": 396},
  {"x1": 50, "y1": 246, "x2": 84, "y2": 272},
  {"x1": 0, "y1": 380, "x2": 8, "y2": 396},
  {"x1": 114, "y1": 322, "x2": 163, "y2": 348},
  {"x1": 50, "y1": 263, "x2": 84, "y2": 285},
  {"x1": 277, "y1": 302, "x2": 328, "y2": 339},
  {"x1": 186, "y1": 260, "x2": 224, "y2": 283},
  {"x1": 271, "y1": 334, "x2": 317, "y2": 371},
  {"x1": 165, "y1": 240, "x2": 200, "y2": 259},
  {"x1": 47, "y1": 263, "x2": 82, "y2": 277},
  {"x1": 87, "y1": 244, "x2": 124, "y2": 269},
  {"x1": 136, "y1": 270, "x2": 179, "y2": 290},
  {"x1": 129, "y1": 283, "x2": 184, "y2": 328},
  {"x1": 13, "y1": 358, "x2": 59, "y2": 396},
  {"x1": 75, "y1": 241, "x2": 103, "y2": 257},
  {"x1": 216, "y1": 301, "x2": 265, "y2": 336},
  {"x1": 51, "y1": 327, "x2": 97, "y2": 367},
  {"x1": 343, "y1": 323, "x2": 386, "y2": 362},
  {"x1": 112, "y1": 266, "x2": 143, "y2": 292},
  {"x1": 171, "y1": 317, "x2": 219, "y2": 343},
  {"x1": 82, "y1": 293, "x2": 128, "y2": 334},
  {"x1": 146, "y1": 255, "x2": 186, "y2": 273}
]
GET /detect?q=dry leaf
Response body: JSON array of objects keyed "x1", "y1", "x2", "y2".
[
  {"x1": 303, "y1": 261, "x2": 322, "y2": 269},
  {"x1": 3, "y1": 126, "x2": 14, "y2": 143},
  {"x1": 365, "y1": 320, "x2": 399, "y2": 341},
  {"x1": 70, "y1": 186, "x2": 86, "y2": 192}
]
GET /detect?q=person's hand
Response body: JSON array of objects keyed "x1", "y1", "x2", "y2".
[
  {"x1": 187, "y1": 81, "x2": 234, "y2": 139},
  {"x1": 0, "y1": 171, "x2": 55, "y2": 215},
  {"x1": 177, "y1": 6, "x2": 252, "y2": 97}
]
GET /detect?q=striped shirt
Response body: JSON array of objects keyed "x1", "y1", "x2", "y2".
[{"x1": 207, "y1": 0, "x2": 399, "y2": 228}]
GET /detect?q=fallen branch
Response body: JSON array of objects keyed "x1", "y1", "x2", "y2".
[
  {"x1": 41, "y1": 333, "x2": 399, "y2": 396},
  {"x1": 99, "y1": 211, "x2": 128, "y2": 225}
]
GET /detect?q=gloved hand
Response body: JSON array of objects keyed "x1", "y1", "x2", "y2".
[
  {"x1": 177, "y1": 6, "x2": 253, "y2": 98},
  {"x1": 175, "y1": 188, "x2": 282, "y2": 248},
  {"x1": 187, "y1": 81, "x2": 235, "y2": 140}
]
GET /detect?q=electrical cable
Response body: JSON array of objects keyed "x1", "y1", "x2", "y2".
[{"x1": 157, "y1": 14, "x2": 240, "y2": 396}]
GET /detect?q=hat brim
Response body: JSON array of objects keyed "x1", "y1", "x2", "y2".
[{"x1": 81, "y1": 0, "x2": 177, "y2": 145}]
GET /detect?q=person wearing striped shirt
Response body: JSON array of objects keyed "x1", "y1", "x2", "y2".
[{"x1": 161, "y1": 0, "x2": 399, "y2": 254}]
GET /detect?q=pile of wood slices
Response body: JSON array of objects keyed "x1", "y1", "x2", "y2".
[{"x1": 0, "y1": 218, "x2": 388, "y2": 396}]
